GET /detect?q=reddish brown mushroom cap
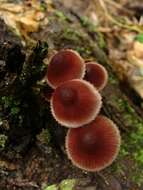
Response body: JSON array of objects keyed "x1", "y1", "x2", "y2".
[
  {"x1": 65, "y1": 115, "x2": 121, "y2": 171},
  {"x1": 84, "y1": 62, "x2": 108, "y2": 91},
  {"x1": 47, "y1": 49, "x2": 85, "y2": 88},
  {"x1": 51, "y1": 79, "x2": 102, "y2": 128}
]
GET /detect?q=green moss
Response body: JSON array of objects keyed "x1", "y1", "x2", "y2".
[
  {"x1": 37, "y1": 128, "x2": 51, "y2": 144},
  {"x1": 79, "y1": 16, "x2": 97, "y2": 33},
  {"x1": 119, "y1": 144, "x2": 128, "y2": 157},
  {"x1": 0, "y1": 95, "x2": 21, "y2": 118},
  {"x1": 59, "y1": 179, "x2": 76, "y2": 190},
  {"x1": 40, "y1": 2, "x2": 47, "y2": 12},
  {"x1": 1, "y1": 96, "x2": 13, "y2": 108},
  {"x1": 110, "y1": 162, "x2": 125, "y2": 176},
  {"x1": 109, "y1": 74, "x2": 119, "y2": 85},
  {"x1": 116, "y1": 99, "x2": 135, "y2": 113},
  {"x1": 79, "y1": 16, "x2": 106, "y2": 49},
  {"x1": 54, "y1": 11, "x2": 68, "y2": 21},
  {"x1": 0, "y1": 134, "x2": 7, "y2": 149},
  {"x1": 43, "y1": 184, "x2": 58, "y2": 190},
  {"x1": 97, "y1": 32, "x2": 106, "y2": 49},
  {"x1": 56, "y1": 28, "x2": 93, "y2": 58},
  {"x1": 11, "y1": 107, "x2": 20, "y2": 115},
  {"x1": 108, "y1": 95, "x2": 143, "y2": 186},
  {"x1": 135, "y1": 33, "x2": 143, "y2": 43},
  {"x1": 43, "y1": 179, "x2": 76, "y2": 190},
  {"x1": 61, "y1": 28, "x2": 82, "y2": 43},
  {"x1": 131, "y1": 169, "x2": 143, "y2": 186}
]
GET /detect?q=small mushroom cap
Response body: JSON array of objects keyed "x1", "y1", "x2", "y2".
[
  {"x1": 84, "y1": 62, "x2": 108, "y2": 91},
  {"x1": 47, "y1": 49, "x2": 85, "y2": 88},
  {"x1": 65, "y1": 115, "x2": 121, "y2": 171},
  {"x1": 51, "y1": 79, "x2": 102, "y2": 128}
]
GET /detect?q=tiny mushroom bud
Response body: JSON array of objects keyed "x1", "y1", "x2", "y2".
[
  {"x1": 84, "y1": 62, "x2": 108, "y2": 91},
  {"x1": 51, "y1": 79, "x2": 102, "y2": 128},
  {"x1": 65, "y1": 115, "x2": 121, "y2": 171},
  {"x1": 47, "y1": 49, "x2": 85, "y2": 88}
]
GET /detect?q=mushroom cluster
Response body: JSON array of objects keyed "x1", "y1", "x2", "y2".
[{"x1": 45, "y1": 49, "x2": 121, "y2": 172}]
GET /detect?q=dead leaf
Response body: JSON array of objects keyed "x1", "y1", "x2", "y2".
[{"x1": 0, "y1": 0, "x2": 52, "y2": 44}]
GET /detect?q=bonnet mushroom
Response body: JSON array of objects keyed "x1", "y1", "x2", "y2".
[
  {"x1": 84, "y1": 62, "x2": 108, "y2": 91},
  {"x1": 47, "y1": 49, "x2": 85, "y2": 88},
  {"x1": 51, "y1": 79, "x2": 102, "y2": 128},
  {"x1": 65, "y1": 115, "x2": 121, "y2": 171}
]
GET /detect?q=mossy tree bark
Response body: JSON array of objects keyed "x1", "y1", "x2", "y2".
[{"x1": 0, "y1": 2, "x2": 143, "y2": 190}]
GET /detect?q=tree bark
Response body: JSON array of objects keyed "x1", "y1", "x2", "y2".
[{"x1": 0, "y1": 1, "x2": 143, "y2": 190}]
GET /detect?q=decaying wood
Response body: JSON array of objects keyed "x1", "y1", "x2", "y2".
[{"x1": 0, "y1": 1, "x2": 143, "y2": 190}]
